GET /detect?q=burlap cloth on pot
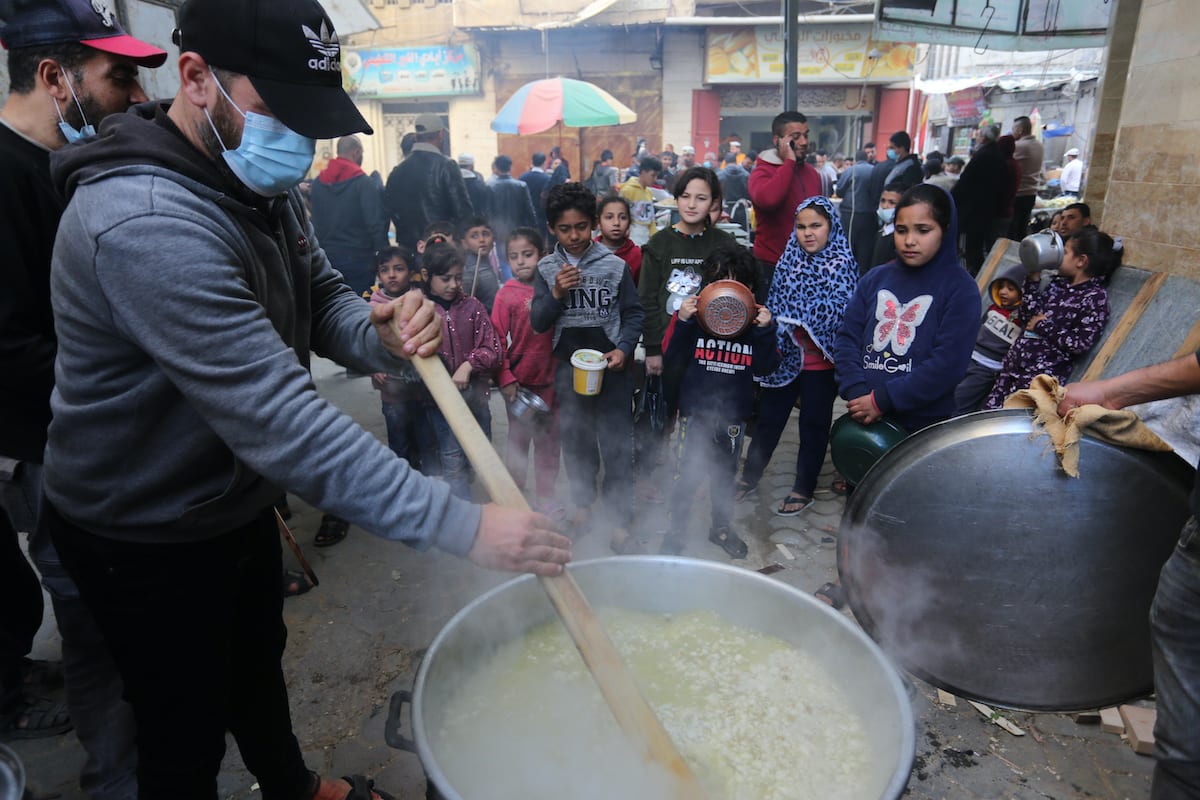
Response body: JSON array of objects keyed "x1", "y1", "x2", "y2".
[{"x1": 1002, "y1": 374, "x2": 1173, "y2": 477}]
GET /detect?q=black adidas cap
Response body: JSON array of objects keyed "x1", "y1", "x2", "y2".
[{"x1": 174, "y1": 0, "x2": 371, "y2": 139}]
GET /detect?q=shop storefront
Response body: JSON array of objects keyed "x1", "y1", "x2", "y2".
[
  {"x1": 339, "y1": 42, "x2": 484, "y2": 176},
  {"x1": 698, "y1": 23, "x2": 916, "y2": 157}
]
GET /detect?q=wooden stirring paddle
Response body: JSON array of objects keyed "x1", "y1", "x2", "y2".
[{"x1": 408, "y1": 352, "x2": 708, "y2": 799}]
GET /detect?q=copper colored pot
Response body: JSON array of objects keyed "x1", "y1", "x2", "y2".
[{"x1": 696, "y1": 279, "x2": 756, "y2": 338}]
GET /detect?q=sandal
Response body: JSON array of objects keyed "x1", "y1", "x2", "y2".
[
  {"x1": 775, "y1": 492, "x2": 814, "y2": 517},
  {"x1": 814, "y1": 581, "x2": 846, "y2": 610},
  {"x1": 733, "y1": 480, "x2": 758, "y2": 503},
  {"x1": 708, "y1": 527, "x2": 748, "y2": 559},
  {"x1": 282, "y1": 569, "x2": 314, "y2": 598},
  {"x1": 314, "y1": 515, "x2": 349, "y2": 547},
  {"x1": 610, "y1": 528, "x2": 646, "y2": 555},
  {"x1": 0, "y1": 692, "x2": 72, "y2": 740}
]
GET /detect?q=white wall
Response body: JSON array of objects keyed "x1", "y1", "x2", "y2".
[
  {"x1": 662, "y1": 29, "x2": 705, "y2": 151},
  {"x1": 449, "y1": 79, "x2": 500, "y2": 169}
]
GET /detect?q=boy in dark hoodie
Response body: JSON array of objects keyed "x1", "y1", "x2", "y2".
[
  {"x1": 953, "y1": 261, "x2": 1026, "y2": 414},
  {"x1": 531, "y1": 183, "x2": 644, "y2": 552},
  {"x1": 660, "y1": 247, "x2": 780, "y2": 558}
]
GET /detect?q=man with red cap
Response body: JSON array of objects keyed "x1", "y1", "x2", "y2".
[
  {"x1": 0, "y1": 0, "x2": 164, "y2": 795},
  {"x1": 37, "y1": 0, "x2": 570, "y2": 797}
]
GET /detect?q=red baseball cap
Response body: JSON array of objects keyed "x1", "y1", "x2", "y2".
[{"x1": 0, "y1": 0, "x2": 167, "y2": 67}]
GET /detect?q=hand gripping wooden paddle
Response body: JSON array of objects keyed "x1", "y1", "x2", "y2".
[{"x1": 408, "y1": 352, "x2": 708, "y2": 799}]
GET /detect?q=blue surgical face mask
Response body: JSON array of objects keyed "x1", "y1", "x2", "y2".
[
  {"x1": 877, "y1": 206, "x2": 896, "y2": 225},
  {"x1": 205, "y1": 70, "x2": 315, "y2": 197},
  {"x1": 703, "y1": 160, "x2": 713, "y2": 168},
  {"x1": 886, "y1": 147, "x2": 897, "y2": 161},
  {"x1": 52, "y1": 68, "x2": 95, "y2": 144}
]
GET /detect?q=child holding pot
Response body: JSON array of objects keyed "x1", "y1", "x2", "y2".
[
  {"x1": 530, "y1": 183, "x2": 644, "y2": 553},
  {"x1": 661, "y1": 246, "x2": 779, "y2": 558},
  {"x1": 834, "y1": 184, "x2": 979, "y2": 439}
]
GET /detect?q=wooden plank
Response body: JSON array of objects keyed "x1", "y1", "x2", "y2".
[
  {"x1": 1118, "y1": 705, "x2": 1156, "y2": 755},
  {"x1": 968, "y1": 700, "x2": 1025, "y2": 736},
  {"x1": 1174, "y1": 318, "x2": 1200, "y2": 359},
  {"x1": 975, "y1": 238, "x2": 1012, "y2": 293},
  {"x1": 408, "y1": 352, "x2": 708, "y2": 799},
  {"x1": 936, "y1": 688, "x2": 957, "y2": 707},
  {"x1": 1099, "y1": 706, "x2": 1125, "y2": 735},
  {"x1": 1081, "y1": 271, "x2": 1168, "y2": 381}
]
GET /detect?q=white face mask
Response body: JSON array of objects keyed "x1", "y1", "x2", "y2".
[
  {"x1": 877, "y1": 206, "x2": 896, "y2": 225},
  {"x1": 52, "y1": 68, "x2": 95, "y2": 143}
]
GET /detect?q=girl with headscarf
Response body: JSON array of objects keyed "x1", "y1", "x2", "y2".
[{"x1": 735, "y1": 195, "x2": 858, "y2": 516}]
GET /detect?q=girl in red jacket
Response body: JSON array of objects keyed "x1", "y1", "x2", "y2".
[
  {"x1": 491, "y1": 228, "x2": 563, "y2": 517},
  {"x1": 596, "y1": 195, "x2": 643, "y2": 285}
]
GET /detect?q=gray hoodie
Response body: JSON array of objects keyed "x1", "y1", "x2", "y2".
[{"x1": 44, "y1": 102, "x2": 479, "y2": 551}]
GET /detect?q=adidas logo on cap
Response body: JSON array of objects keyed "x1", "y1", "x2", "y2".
[{"x1": 303, "y1": 21, "x2": 340, "y2": 73}]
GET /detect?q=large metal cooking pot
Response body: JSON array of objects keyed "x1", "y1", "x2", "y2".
[
  {"x1": 387, "y1": 556, "x2": 914, "y2": 799},
  {"x1": 840, "y1": 409, "x2": 1193, "y2": 711}
]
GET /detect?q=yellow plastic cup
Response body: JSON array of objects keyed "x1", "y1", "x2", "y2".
[{"x1": 570, "y1": 349, "x2": 607, "y2": 396}]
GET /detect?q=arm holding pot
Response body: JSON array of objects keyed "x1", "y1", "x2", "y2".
[{"x1": 1058, "y1": 351, "x2": 1200, "y2": 417}]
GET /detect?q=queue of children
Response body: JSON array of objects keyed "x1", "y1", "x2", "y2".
[{"x1": 338, "y1": 164, "x2": 1121, "y2": 562}]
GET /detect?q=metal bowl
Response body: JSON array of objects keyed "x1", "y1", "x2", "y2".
[
  {"x1": 507, "y1": 386, "x2": 550, "y2": 424},
  {"x1": 696, "y1": 279, "x2": 756, "y2": 339},
  {"x1": 829, "y1": 413, "x2": 908, "y2": 485},
  {"x1": 389, "y1": 556, "x2": 915, "y2": 799},
  {"x1": 1019, "y1": 230, "x2": 1064, "y2": 272}
]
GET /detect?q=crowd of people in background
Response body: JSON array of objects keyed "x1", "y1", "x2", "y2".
[{"x1": 302, "y1": 107, "x2": 1116, "y2": 561}]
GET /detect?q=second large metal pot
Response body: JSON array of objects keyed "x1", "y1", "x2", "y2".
[
  {"x1": 840, "y1": 409, "x2": 1193, "y2": 711},
  {"x1": 390, "y1": 556, "x2": 914, "y2": 799}
]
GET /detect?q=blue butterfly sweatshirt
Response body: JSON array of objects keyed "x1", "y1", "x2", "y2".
[{"x1": 834, "y1": 250, "x2": 980, "y2": 433}]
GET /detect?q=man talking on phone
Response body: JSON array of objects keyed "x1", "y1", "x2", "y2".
[{"x1": 747, "y1": 111, "x2": 822, "y2": 302}]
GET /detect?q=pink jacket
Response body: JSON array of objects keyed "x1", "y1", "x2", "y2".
[
  {"x1": 491, "y1": 279, "x2": 556, "y2": 389},
  {"x1": 435, "y1": 293, "x2": 502, "y2": 378}
]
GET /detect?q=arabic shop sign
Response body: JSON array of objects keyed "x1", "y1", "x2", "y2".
[
  {"x1": 705, "y1": 24, "x2": 916, "y2": 84},
  {"x1": 343, "y1": 45, "x2": 482, "y2": 99}
]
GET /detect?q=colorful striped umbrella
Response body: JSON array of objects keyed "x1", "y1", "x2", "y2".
[{"x1": 491, "y1": 77, "x2": 637, "y2": 134}]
